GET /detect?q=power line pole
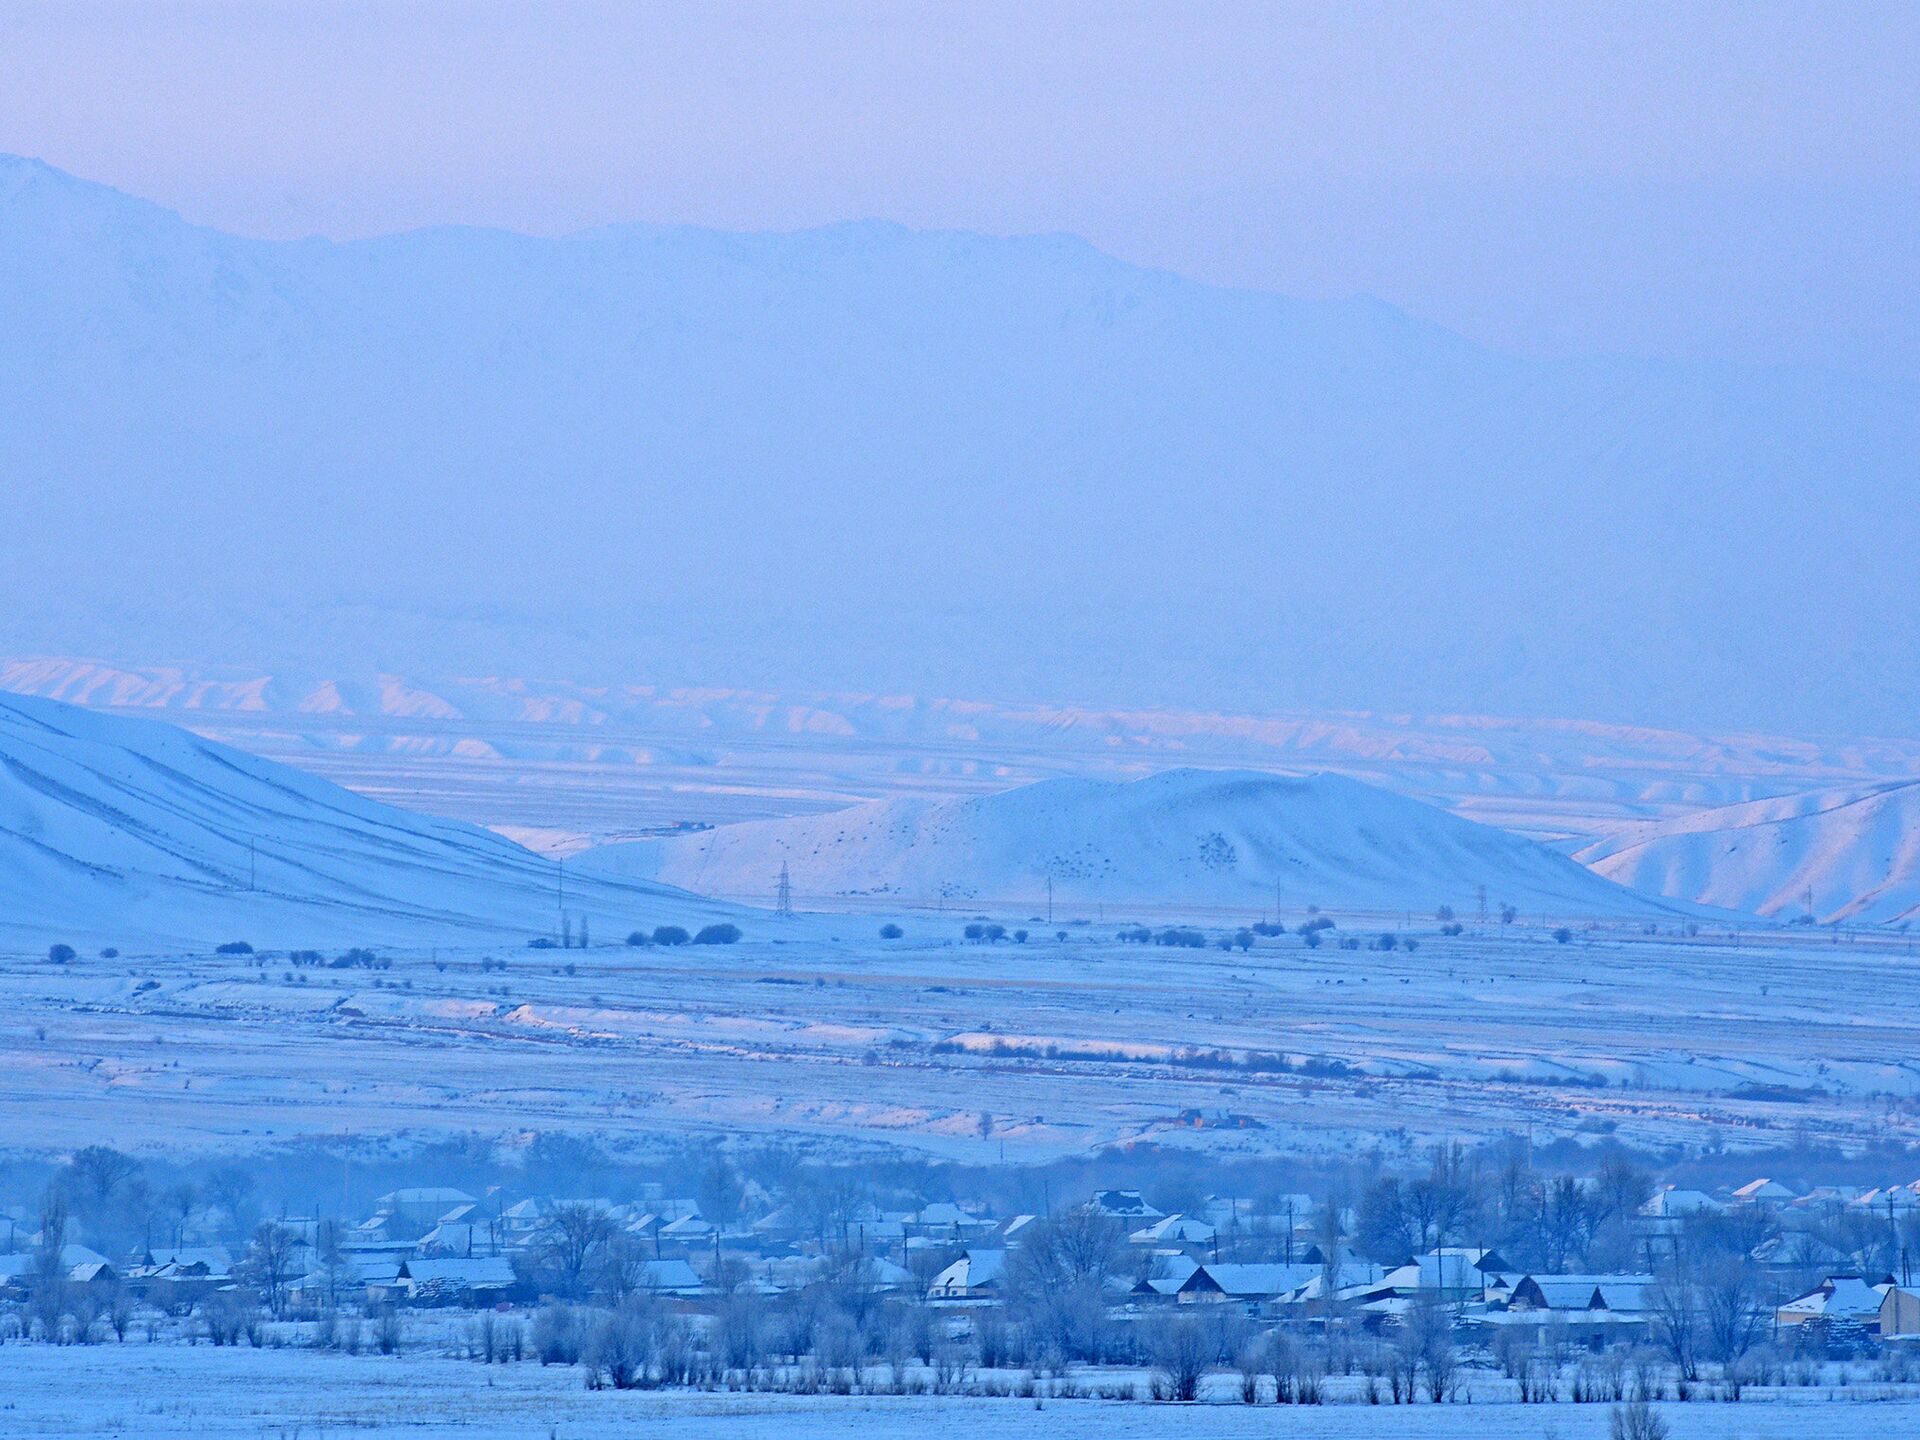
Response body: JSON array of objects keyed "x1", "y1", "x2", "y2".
[
  {"x1": 1046, "y1": 875, "x2": 1053, "y2": 925},
  {"x1": 776, "y1": 862, "x2": 793, "y2": 919}
]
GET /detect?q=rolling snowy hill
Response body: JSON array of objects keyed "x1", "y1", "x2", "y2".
[
  {"x1": 0, "y1": 693, "x2": 733, "y2": 950},
  {"x1": 3, "y1": 155, "x2": 1917, "y2": 736},
  {"x1": 1578, "y1": 781, "x2": 1920, "y2": 925},
  {"x1": 577, "y1": 768, "x2": 1689, "y2": 918}
]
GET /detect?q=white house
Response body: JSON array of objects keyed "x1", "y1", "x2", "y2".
[{"x1": 928, "y1": 1249, "x2": 1006, "y2": 1301}]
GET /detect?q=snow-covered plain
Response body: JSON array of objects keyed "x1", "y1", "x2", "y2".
[
  {"x1": 4, "y1": 918, "x2": 1917, "y2": 1161},
  {"x1": 3, "y1": 1344, "x2": 1915, "y2": 1439}
]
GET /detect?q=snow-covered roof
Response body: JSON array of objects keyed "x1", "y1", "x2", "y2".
[
  {"x1": 1644, "y1": 1188, "x2": 1723, "y2": 1217},
  {"x1": 1193, "y1": 1262, "x2": 1319, "y2": 1298},
  {"x1": 381, "y1": 1188, "x2": 475, "y2": 1206},
  {"x1": 1780, "y1": 1275, "x2": 1888, "y2": 1322},
  {"x1": 634, "y1": 1258, "x2": 702, "y2": 1294},
  {"x1": 1090, "y1": 1190, "x2": 1163, "y2": 1220},
  {"x1": 930, "y1": 1249, "x2": 1006, "y2": 1293},
  {"x1": 400, "y1": 1256, "x2": 517, "y2": 1289},
  {"x1": 1131, "y1": 1213, "x2": 1217, "y2": 1245}
]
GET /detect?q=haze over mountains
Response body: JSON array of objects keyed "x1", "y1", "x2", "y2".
[
  {"x1": 0, "y1": 693, "x2": 728, "y2": 949},
  {"x1": 4, "y1": 154, "x2": 1917, "y2": 736},
  {"x1": 578, "y1": 769, "x2": 1693, "y2": 920}
]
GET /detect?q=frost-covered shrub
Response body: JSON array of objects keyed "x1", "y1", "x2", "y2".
[
  {"x1": 652, "y1": 926, "x2": 691, "y2": 946},
  {"x1": 693, "y1": 924, "x2": 742, "y2": 945}
]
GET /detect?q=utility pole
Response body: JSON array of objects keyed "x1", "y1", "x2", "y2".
[
  {"x1": 776, "y1": 862, "x2": 793, "y2": 919},
  {"x1": 1046, "y1": 875, "x2": 1053, "y2": 925}
]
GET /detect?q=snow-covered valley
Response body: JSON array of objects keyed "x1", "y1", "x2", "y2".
[{"x1": 6, "y1": 915, "x2": 1917, "y2": 1163}]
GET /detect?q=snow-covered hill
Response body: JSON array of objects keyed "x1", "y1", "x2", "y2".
[
  {"x1": 3, "y1": 155, "x2": 1917, "y2": 736},
  {"x1": 0, "y1": 693, "x2": 734, "y2": 950},
  {"x1": 577, "y1": 768, "x2": 1689, "y2": 918},
  {"x1": 1578, "y1": 781, "x2": 1920, "y2": 925}
]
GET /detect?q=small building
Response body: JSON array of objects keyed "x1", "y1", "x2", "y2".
[
  {"x1": 1777, "y1": 1275, "x2": 1890, "y2": 1329},
  {"x1": 397, "y1": 1255, "x2": 521, "y2": 1307},
  {"x1": 928, "y1": 1249, "x2": 1006, "y2": 1301},
  {"x1": 1129, "y1": 1214, "x2": 1217, "y2": 1249},
  {"x1": 631, "y1": 1258, "x2": 703, "y2": 1297},
  {"x1": 1090, "y1": 1190, "x2": 1163, "y2": 1222},
  {"x1": 1880, "y1": 1285, "x2": 1920, "y2": 1339}
]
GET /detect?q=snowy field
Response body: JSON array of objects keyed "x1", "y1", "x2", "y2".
[
  {"x1": 3, "y1": 1344, "x2": 1917, "y2": 1439},
  {"x1": 5, "y1": 918, "x2": 1918, "y2": 1161}
]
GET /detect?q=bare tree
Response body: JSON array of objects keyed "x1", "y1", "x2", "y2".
[
  {"x1": 1699, "y1": 1254, "x2": 1767, "y2": 1366},
  {"x1": 1146, "y1": 1315, "x2": 1211, "y2": 1402},
  {"x1": 1649, "y1": 1261, "x2": 1702, "y2": 1382},
  {"x1": 538, "y1": 1202, "x2": 617, "y2": 1300},
  {"x1": 1005, "y1": 1205, "x2": 1125, "y2": 1363},
  {"x1": 240, "y1": 1221, "x2": 305, "y2": 1317}
]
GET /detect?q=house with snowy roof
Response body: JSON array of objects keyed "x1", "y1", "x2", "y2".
[
  {"x1": 377, "y1": 1188, "x2": 477, "y2": 1225},
  {"x1": 1129, "y1": 1213, "x2": 1217, "y2": 1249},
  {"x1": 1380, "y1": 1249, "x2": 1513, "y2": 1301},
  {"x1": 397, "y1": 1255, "x2": 521, "y2": 1306},
  {"x1": 1090, "y1": 1190, "x2": 1163, "y2": 1221},
  {"x1": 631, "y1": 1257, "x2": 704, "y2": 1296},
  {"x1": 1642, "y1": 1188, "x2": 1723, "y2": 1220},
  {"x1": 1777, "y1": 1274, "x2": 1891, "y2": 1329},
  {"x1": 928, "y1": 1249, "x2": 1006, "y2": 1301},
  {"x1": 1730, "y1": 1178, "x2": 1796, "y2": 1205}
]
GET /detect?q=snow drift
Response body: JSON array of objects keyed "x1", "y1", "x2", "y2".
[
  {"x1": 577, "y1": 768, "x2": 1688, "y2": 918},
  {"x1": 1578, "y1": 781, "x2": 1920, "y2": 925},
  {"x1": 0, "y1": 693, "x2": 734, "y2": 950}
]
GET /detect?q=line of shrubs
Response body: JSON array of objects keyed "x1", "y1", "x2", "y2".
[{"x1": 624, "y1": 924, "x2": 742, "y2": 947}]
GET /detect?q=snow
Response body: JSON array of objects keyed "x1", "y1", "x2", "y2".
[
  {"x1": 2, "y1": 1344, "x2": 1914, "y2": 1438},
  {"x1": 0, "y1": 693, "x2": 737, "y2": 948},
  {"x1": 576, "y1": 769, "x2": 1696, "y2": 919},
  {"x1": 1581, "y1": 781, "x2": 1920, "y2": 925},
  {"x1": 3, "y1": 917, "x2": 1917, "y2": 1162}
]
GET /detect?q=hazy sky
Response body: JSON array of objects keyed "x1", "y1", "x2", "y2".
[{"x1": 3, "y1": 1, "x2": 1915, "y2": 377}]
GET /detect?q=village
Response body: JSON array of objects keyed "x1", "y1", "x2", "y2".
[{"x1": 6, "y1": 1142, "x2": 1920, "y2": 1417}]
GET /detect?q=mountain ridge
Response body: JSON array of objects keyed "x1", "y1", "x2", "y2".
[{"x1": 3, "y1": 156, "x2": 1915, "y2": 735}]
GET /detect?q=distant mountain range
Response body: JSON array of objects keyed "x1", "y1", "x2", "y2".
[
  {"x1": 1579, "y1": 782, "x2": 1920, "y2": 925},
  {"x1": 0, "y1": 694, "x2": 731, "y2": 950},
  {"x1": 577, "y1": 768, "x2": 1695, "y2": 919},
  {"x1": 3, "y1": 153, "x2": 1916, "y2": 736},
  {"x1": 14, "y1": 656, "x2": 1920, "y2": 846}
]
